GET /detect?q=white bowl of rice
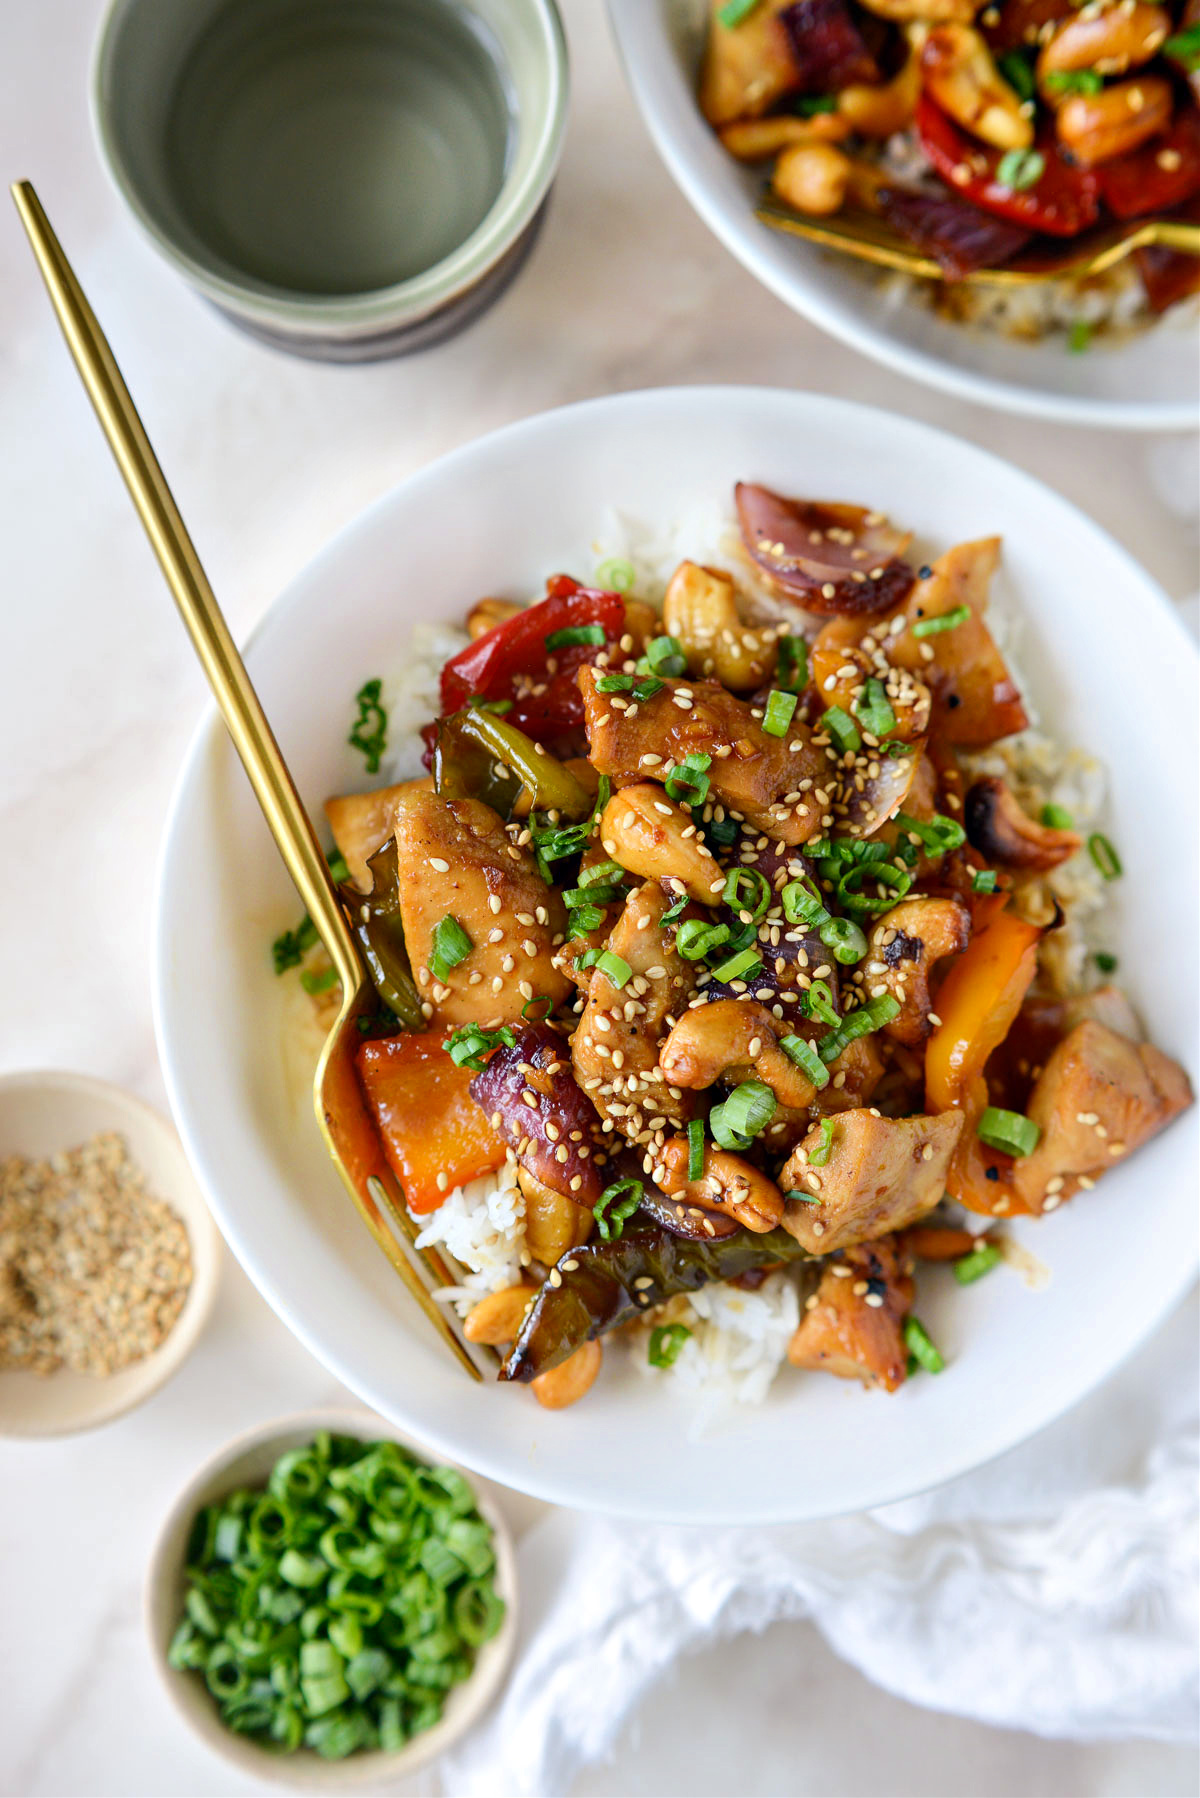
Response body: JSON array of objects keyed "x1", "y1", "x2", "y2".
[
  {"x1": 606, "y1": 0, "x2": 1199, "y2": 430},
  {"x1": 154, "y1": 386, "x2": 1198, "y2": 1522}
]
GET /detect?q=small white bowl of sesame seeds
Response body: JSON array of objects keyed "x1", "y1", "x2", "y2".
[{"x1": 0, "y1": 1069, "x2": 221, "y2": 1437}]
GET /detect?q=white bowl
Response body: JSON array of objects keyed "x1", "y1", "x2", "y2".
[
  {"x1": 154, "y1": 385, "x2": 1199, "y2": 1522},
  {"x1": 606, "y1": 0, "x2": 1198, "y2": 430},
  {"x1": 0, "y1": 1070, "x2": 221, "y2": 1437},
  {"x1": 145, "y1": 1407, "x2": 518, "y2": 1787}
]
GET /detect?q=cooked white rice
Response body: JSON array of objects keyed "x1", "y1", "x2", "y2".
[{"x1": 360, "y1": 498, "x2": 1114, "y2": 1412}]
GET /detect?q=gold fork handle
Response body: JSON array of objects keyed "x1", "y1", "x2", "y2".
[{"x1": 10, "y1": 181, "x2": 361, "y2": 991}]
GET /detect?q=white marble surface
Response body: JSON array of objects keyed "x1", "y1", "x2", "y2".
[{"x1": 1, "y1": 1, "x2": 1197, "y2": 1793}]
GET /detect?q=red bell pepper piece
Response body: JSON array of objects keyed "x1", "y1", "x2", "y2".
[
  {"x1": 440, "y1": 580, "x2": 626, "y2": 740},
  {"x1": 1096, "y1": 105, "x2": 1200, "y2": 221},
  {"x1": 916, "y1": 97, "x2": 1101, "y2": 238},
  {"x1": 357, "y1": 1031, "x2": 506, "y2": 1214}
]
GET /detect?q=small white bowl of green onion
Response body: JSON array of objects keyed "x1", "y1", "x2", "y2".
[{"x1": 145, "y1": 1409, "x2": 518, "y2": 1785}]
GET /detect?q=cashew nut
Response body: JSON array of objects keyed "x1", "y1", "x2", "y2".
[
  {"x1": 658, "y1": 1136, "x2": 784, "y2": 1233},
  {"x1": 921, "y1": 25, "x2": 1035, "y2": 149},
  {"x1": 719, "y1": 113, "x2": 849, "y2": 161},
  {"x1": 659, "y1": 999, "x2": 819, "y2": 1111},
  {"x1": 1055, "y1": 74, "x2": 1172, "y2": 165},
  {"x1": 838, "y1": 48, "x2": 922, "y2": 137},
  {"x1": 771, "y1": 142, "x2": 853, "y2": 216},
  {"x1": 862, "y1": 898, "x2": 971, "y2": 1046},
  {"x1": 466, "y1": 597, "x2": 522, "y2": 639},
  {"x1": 531, "y1": 1339, "x2": 603, "y2": 1409},
  {"x1": 1038, "y1": 3, "x2": 1169, "y2": 86},
  {"x1": 464, "y1": 1283, "x2": 536, "y2": 1345},
  {"x1": 599, "y1": 783, "x2": 727, "y2": 906},
  {"x1": 517, "y1": 1165, "x2": 593, "y2": 1265},
  {"x1": 662, "y1": 561, "x2": 776, "y2": 691}
]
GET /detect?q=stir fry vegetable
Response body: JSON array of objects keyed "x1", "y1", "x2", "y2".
[{"x1": 286, "y1": 478, "x2": 1192, "y2": 1412}]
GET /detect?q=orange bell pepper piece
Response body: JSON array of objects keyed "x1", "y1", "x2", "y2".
[
  {"x1": 357, "y1": 1032, "x2": 506, "y2": 1213},
  {"x1": 925, "y1": 904, "x2": 1042, "y2": 1114}
]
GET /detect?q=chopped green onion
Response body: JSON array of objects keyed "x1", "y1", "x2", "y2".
[
  {"x1": 530, "y1": 776, "x2": 610, "y2": 879},
  {"x1": 903, "y1": 1316, "x2": 945, "y2": 1374},
  {"x1": 953, "y1": 1242, "x2": 1003, "y2": 1285},
  {"x1": 579, "y1": 860, "x2": 626, "y2": 888},
  {"x1": 348, "y1": 678, "x2": 388, "y2": 774},
  {"x1": 894, "y1": 811, "x2": 966, "y2": 856},
  {"x1": 804, "y1": 979, "x2": 838, "y2": 1026},
  {"x1": 596, "y1": 672, "x2": 635, "y2": 693},
  {"x1": 676, "y1": 919, "x2": 731, "y2": 961},
  {"x1": 1041, "y1": 803, "x2": 1074, "y2": 829},
  {"x1": 995, "y1": 147, "x2": 1045, "y2": 192},
  {"x1": 545, "y1": 623, "x2": 606, "y2": 652},
  {"x1": 853, "y1": 677, "x2": 896, "y2": 741},
  {"x1": 793, "y1": 93, "x2": 838, "y2": 115},
  {"x1": 972, "y1": 869, "x2": 998, "y2": 894},
  {"x1": 300, "y1": 965, "x2": 338, "y2": 996},
  {"x1": 327, "y1": 851, "x2": 350, "y2": 886},
  {"x1": 632, "y1": 676, "x2": 665, "y2": 702},
  {"x1": 521, "y1": 994, "x2": 554, "y2": 1022},
  {"x1": 660, "y1": 894, "x2": 690, "y2": 925},
  {"x1": 717, "y1": 0, "x2": 763, "y2": 25},
  {"x1": 823, "y1": 706, "x2": 861, "y2": 755},
  {"x1": 1088, "y1": 833, "x2": 1122, "y2": 880},
  {"x1": 1068, "y1": 319, "x2": 1093, "y2": 355},
  {"x1": 709, "y1": 1080, "x2": 776, "y2": 1151},
  {"x1": 708, "y1": 946, "x2": 763, "y2": 984},
  {"x1": 429, "y1": 915, "x2": 473, "y2": 982},
  {"x1": 595, "y1": 556, "x2": 636, "y2": 592},
  {"x1": 443, "y1": 1023, "x2": 515, "y2": 1071},
  {"x1": 836, "y1": 860, "x2": 912, "y2": 915},
  {"x1": 594, "y1": 950, "x2": 633, "y2": 988},
  {"x1": 273, "y1": 914, "x2": 318, "y2": 975},
  {"x1": 819, "y1": 916, "x2": 868, "y2": 965},
  {"x1": 911, "y1": 605, "x2": 970, "y2": 640},
  {"x1": 998, "y1": 49, "x2": 1035, "y2": 100},
  {"x1": 977, "y1": 1107, "x2": 1041, "y2": 1158},
  {"x1": 807, "y1": 1117, "x2": 835, "y2": 1167},
  {"x1": 782, "y1": 879, "x2": 828, "y2": 929},
  {"x1": 779, "y1": 1035, "x2": 830, "y2": 1088},
  {"x1": 562, "y1": 884, "x2": 622, "y2": 909},
  {"x1": 664, "y1": 752, "x2": 712, "y2": 806},
  {"x1": 648, "y1": 1323, "x2": 692, "y2": 1368},
  {"x1": 1163, "y1": 22, "x2": 1200, "y2": 68},
  {"x1": 777, "y1": 633, "x2": 808, "y2": 693},
  {"x1": 762, "y1": 690, "x2": 798, "y2": 738},
  {"x1": 594, "y1": 1177, "x2": 643, "y2": 1241},
  {"x1": 567, "y1": 904, "x2": 607, "y2": 935},
  {"x1": 1094, "y1": 951, "x2": 1118, "y2": 974},
  {"x1": 818, "y1": 993, "x2": 900, "y2": 1064},
  {"x1": 1043, "y1": 67, "x2": 1103, "y2": 94},
  {"x1": 687, "y1": 1118, "x2": 706, "y2": 1181},
  {"x1": 784, "y1": 1189, "x2": 820, "y2": 1205},
  {"x1": 702, "y1": 811, "x2": 740, "y2": 849},
  {"x1": 722, "y1": 867, "x2": 771, "y2": 922},
  {"x1": 644, "y1": 635, "x2": 688, "y2": 678}
]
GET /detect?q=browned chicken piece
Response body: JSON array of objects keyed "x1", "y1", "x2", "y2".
[
  {"x1": 788, "y1": 1236, "x2": 914, "y2": 1391},
  {"x1": 657, "y1": 1137, "x2": 785, "y2": 1233},
  {"x1": 811, "y1": 1034, "x2": 886, "y2": 1116},
  {"x1": 964, "y1": 777, "x2": 1082, "y2": 872},
  {"x1": 780, "y1": 1108, "x2": 963, "y2": 1253},
  {"x1": 1011, "y1": 1020, "x2": 1192, "y2": 1213},
  {"x1": 516, "y1": 1167, "x2": 594, "y2": 1266},
  {"x1": 326, "y1": 776, "x2": 432, "y2": 891},
  {"x1": 699, "y1": 0, "x2": 799, "y2": 126},
  {"x1": 861, "y1": 897, "x2": 971, "y2": 1046},
  {"x1": 580, "y1": 665, "x2": 829, "y2": 845},
  {"x1": 885, "y1": 539, "x2": 1028, "y2": 747},
  {"x1": 573, "y1": 883, "x2": 700, "y2": 1148},
  {"x1": 391, "y1": 786, "x2": 571, "y2": 1027},
  {"x1": 1064, "y1": 985, "x2": 1142, "y2": 1041}
]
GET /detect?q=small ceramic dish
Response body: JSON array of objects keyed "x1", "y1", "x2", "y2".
[
  {"x1": 0, "y1": 1069, "x2": 220, "y2": 1438},
  {"x1": 92, "y1": 0, "x2": 568, "y2": 360},
  {"x1": 145, "y1": 1408, "x2": 519, "y2": 1787}
]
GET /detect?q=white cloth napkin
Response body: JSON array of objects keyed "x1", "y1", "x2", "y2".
[{"x1": 443, "y1": 1291, "x2": 1199, "y2": 1797}]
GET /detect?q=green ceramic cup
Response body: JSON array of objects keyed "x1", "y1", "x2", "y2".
[{"x1": 92, "y1": 0, "x2": 568, "y2": 359}]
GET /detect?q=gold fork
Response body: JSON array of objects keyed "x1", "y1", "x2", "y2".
[
  {"x1": 11, "y1": 181, "x2": 495, "y2": 1379},
  {"x1": 756, "y1": 196, "x2": 1200, "y2": 286}
]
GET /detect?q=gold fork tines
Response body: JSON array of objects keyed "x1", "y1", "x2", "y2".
[{"x1": 756, "y1": 197, "x2": 1200, "y2": 287}]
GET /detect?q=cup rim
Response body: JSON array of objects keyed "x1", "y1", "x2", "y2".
[{"x1": 90, "y1": 0, "x2": 569, "y2": 338}]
